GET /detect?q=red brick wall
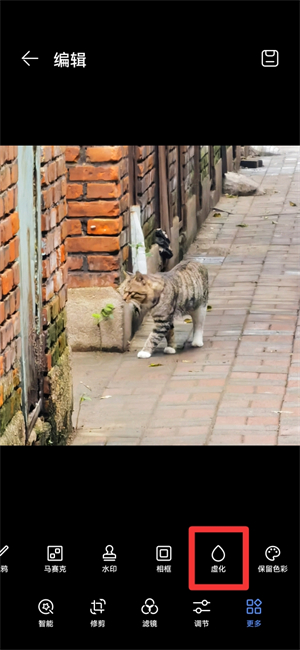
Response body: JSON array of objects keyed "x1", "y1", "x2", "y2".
[
  {"x1": 65, "y1": 146, "x2": 129, "y2": 287},
  {"x1": 0, "y1": 146, "x2": 21, "y2": 434},
  {"x1": 40, "y1": 146, "x2": 69, "y2": 398}
]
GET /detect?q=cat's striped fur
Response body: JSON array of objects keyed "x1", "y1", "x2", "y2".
[{"x1": 120, "y1": 259, "x2": 209, "y2": 358}]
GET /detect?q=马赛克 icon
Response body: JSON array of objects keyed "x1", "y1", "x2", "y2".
[
  {"x1": 38, "y1": 599, "x2": 54, "y2": 615},
  {"x1": 211, "y1": 545, "x2": 225, "y2": 562},
  {"x1": 156, "y1": 546, "x2": 172, "y2": 561},
  {"x1": 141, "y1": 598, "x2": 158, "y2": 615},
  {"x1": 0, "y1": 545, "x2": 9, "y2": 557},
  {"x1": 261, "y1": 50, "x2": 279, "y2": 67},
  {"x1": 102, "y1": 545, "x2": 116, "y2": 561},
  {"x1": 47, "y1": 546, "x2": 63, "y2": 562},
  {"x1": 90, "y1": 599, "x2": 106, "y2": 615},
  {"x1": 265, "y1": 546, "x2": 280, "y2": 562},
  {"x1": 246, "y1": 599, "x2": 262, "y2": 614},
  {"x1": 193, "y1": 600, "x2": 211, "y2": 614}
]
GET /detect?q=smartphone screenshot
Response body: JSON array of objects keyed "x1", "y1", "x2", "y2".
[{"x1": 0, "y1": 2, "x2": 299, "y2": 650}]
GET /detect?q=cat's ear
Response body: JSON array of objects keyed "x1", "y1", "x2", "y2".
[{"x1": 135, "y1": 271, "x2": 146, "y2": 284}]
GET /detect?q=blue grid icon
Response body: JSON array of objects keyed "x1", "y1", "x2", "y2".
[{"x1": 246, "y1": 599, "x2": 262, "y2": 615}]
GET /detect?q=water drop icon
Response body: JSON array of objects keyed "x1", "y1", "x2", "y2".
[{"x1": 211, "y1": 545, "x2": 225, "y2": 562}]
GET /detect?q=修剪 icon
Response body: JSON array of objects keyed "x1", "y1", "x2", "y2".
[{"x1": 90, "y1": 599, "x2": 106, "y2": 615}]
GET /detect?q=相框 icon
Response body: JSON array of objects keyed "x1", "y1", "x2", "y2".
[{"x1": 156, "y1": 546, "x2": 172, "y2": 561}]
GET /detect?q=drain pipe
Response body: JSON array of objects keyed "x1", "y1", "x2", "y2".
[{"x1": 130, "y1": 205, "x2": 147, "y2": 274}]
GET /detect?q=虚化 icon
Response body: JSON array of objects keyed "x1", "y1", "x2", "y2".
[
  {"x1": 261, "y1": 50, "x2": 279, "y2": 67},
  {"x1": 211, "y1": 545, "x2": 225, "y2": 562},
  {"x1": 0, "y1": 545, "x2": 9, "y2": 557},
  {"x1": 102, "y1": 545, "x2": 116, "y2": 561},
  {"x1": 193, "y1": 600, "x2": 211, "y2": 614},
  {"x1": 265, "y1": 546, "x2": 280, "y2": 561},
  {"x1": 38, "y1": 599, "x2": 54, "y2": 615},
  {"x1": 246, "y1": 599, "x2": 262, "y2": 614},
  {"x1": 90, "y1": 599, "x2": 106, "y2": 615},
  {"x1": 47, "y1": 546, "x2": 63, "y2": 562},
  {"x1": 141, "y1": 598, "x2": 158, "y2": 615},
  {"x1": 156, "y1": 546, "x2": 172, "y2": 561}
]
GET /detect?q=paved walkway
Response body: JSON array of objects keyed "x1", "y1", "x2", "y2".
[{"x1": 70, "y1": 146, "x2": 300, "y2": 445}]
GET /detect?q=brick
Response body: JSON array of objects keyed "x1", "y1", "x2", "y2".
[
  {"x1": 68, "y1": 200, "x2": 119, "y2": 218},
  {"x1": 9, "y1": 236, "x2": 19, "y2": 262},
  {"x1": 69, "y1": 165, "x2": 119, "y2": 182},
  {"x1": 42, "y1": 186, "x2": 53, "y2": 209},
  {"x1": 0, "y1": 197, "x2": 4, "y2": 219},
  {"x1": 50, "y1": 207, "x2": 57, "y2": 228},
  {"x1": 48, "y1": 161, "x2": 57, "y2": 183},
  {"x1": 12, "y1": 312, "x2": 20, "y2": 336},
  {"x1": 52, "y1": 146, "x2": 62, "y2": 158},
  {"x1": 66, "y1": 236, "x2": 120, "y2": 253},
  {"x1": 86, "y1": 182, "x2": 121, "y2": 199},
  {"x1": 53, "y1": 179, "x2": 62, "y2": 204},
  {"x1": 53, "y1": 269, "x2": 63, "y2": 292},
  {"x1": 68, "y1": 272, "x2": 119, "y2": 288},
  {"x1": 50, "y1": 295, "x2": 60, "y2": 320},
  {"x1": 0, "y1": 165, "x2": 11, "y2": 192},
  {"x1": 41, "y1": 147, "x2": 52, "y2": 163},
  {"x1": 57, "y1": 243, "x2": 66, "y2": 266},
  {"x1": 1, "y1": 268, "x2": 13, "y2": 295},
  {"x1": 42, "y1": 258, "x2": 50, "y2": 278},
  {"x1": 86, "y1": 146, "x2": 122, "y2": 163},
  {"x1": 56, "y1": 156, "x2": 66, "y2": 177},
  {"x1": 43, "y1": 376, "x2": 51, "y2": 395},
  {"x1": 61, "y1": 219, "x2": 82, "y2": 239},
  {"x1": 65, "y1": 146, "x2": 80, "y2": 162},
  {"x1": 42, "y1": 231, "x2": 54, "y2": 256},
  {"x1": 53, "y1": 226, "x2": 61, "y2": 248},
  {"x1": 58, "y1": 286, "x2": 66, "y2": 309},
  {"x1": 87, "y1": 255, "x2": 119, "y2": 271},
  {"x1": 14, "y1": 287, "x2": 20, "y2": 310},
  {"x1": 61, "y1": 261, "x2": 68, "y2": 285},
  {"x1": 0, "y1": 302, "x2": 4, "y2": 324},
  {"x1": 42, "y1": 279, "x2": 54, "y2": 303},
  {"x1": 2, "y1": 215, "x2": 13, "y2": 243},
  {"x1": 61, "y1": 176, "x2": 67, "y2": 197},
  {"x1": 68, "y1": 256, "x2": 83, "y2": 271},
  {"x1": 12, "y1": 261, "x2": 19, "y2": 286},
  {"x1": 11, "y1": 212, "x2": 19, "y2": 236},
  {"x1": 41, "y1": 212, "x2": 50, "y2": 231},
  {"x1": 49, "y1": 251, "x2": 57, "y2": 274},
  {"x1": 3, "y1": 189, "x2": 14, "y2": 215},
  {"x1": 87, "y1": 217, "x2": 123, "y2": 235},
  {"x1": 0, "y1": 147, "x2": 6, "y2": 166},
  {"x1": 66, "y1": 183, "x2": 83, "y2": 199}
]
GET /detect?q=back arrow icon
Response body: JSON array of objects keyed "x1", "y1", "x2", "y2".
[{"x1": 22, "y1": 51, "x2": 39, "y2": 66}]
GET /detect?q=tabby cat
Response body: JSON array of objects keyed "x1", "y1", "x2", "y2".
[{"x1": 120, "y1": 259, "x2": 209, "y2": 358}]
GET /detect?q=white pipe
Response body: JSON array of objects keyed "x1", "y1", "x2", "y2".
[{"x1": 130, "y1": 205, "x2": 147, "y2": 274}]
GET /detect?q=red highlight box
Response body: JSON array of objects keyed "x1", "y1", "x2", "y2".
[{"x1": 188, "y1": 526, "x2": 249, "y2": 591}]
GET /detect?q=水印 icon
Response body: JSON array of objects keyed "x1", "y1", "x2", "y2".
[
  {"x1": 261, "y1": 50, "x2": 279, "y2": 67},
  {"x1": 141, "y1": 598, "x2": 158, "y2": 615},
  {"x1": 156, "y1": 546, "x2": 172, "y2": 561},
  {"x1": 47, "y1": 546, "x2": 63, "y2": 562},
  {"x1": 38, "y1": 599, "x2": 54, "y2": 615},
  {"x1": 0, "y1": 545, "x2": 9, "y2": 557},
  {"x1": 102, "y1": 545, "x2": 116, "y2": 561},
  {"x1": 193, "y1": 600, "x2": 211, "y2": 614},
  {"x1": 265, "y1": 546, "x2": 280, "y2": 561},
  {"x1": 90, "y1": 599, "x2": 106, "y2": 615},
  {"x1": 246, "y1": 599, "x2": 262, "y2": 614},
  {"x1": 211, "y1": 545, "x2": 225, "y2": 562}
]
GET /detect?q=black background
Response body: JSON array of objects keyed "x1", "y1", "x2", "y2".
[
  {"x1": 1, "y1": 2, "x2": 300, "y2": 142},
  {"x1": 0, "y1": 446, "x2": 299, "y2": 650}
]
